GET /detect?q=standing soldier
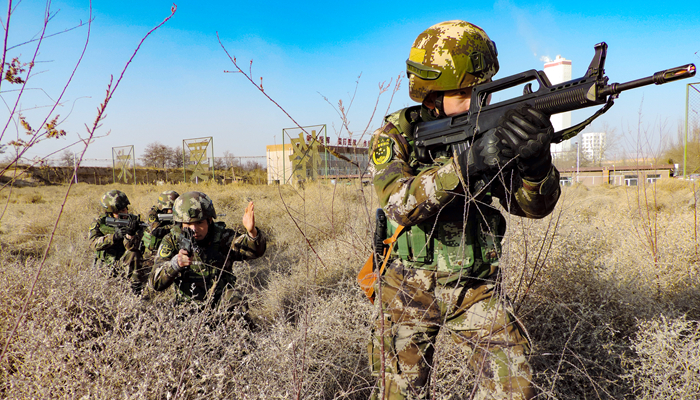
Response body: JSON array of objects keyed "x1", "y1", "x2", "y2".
[
  {"x1": 366, "y1": 21, "x2": 561, "y2": 399},
  {"x1": 149, "y1": 191, "x2": 266, "y2": 313},
  {"x1": 89, "y1": 189, "x2": 147, "y2": 294}
]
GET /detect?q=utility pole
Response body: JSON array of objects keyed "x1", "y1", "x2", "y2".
[{"x1": 576, "y1": 141, "x2": 580, "y2": 183}]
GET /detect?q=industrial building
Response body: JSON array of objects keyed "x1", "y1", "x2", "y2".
[{"x1": 266, "y1": 134, "x2": 369, "y2": 185}]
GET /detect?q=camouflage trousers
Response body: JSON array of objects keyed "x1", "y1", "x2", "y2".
[{"x1": 368, "y1": 261, "x2": 534, "y2": 400}]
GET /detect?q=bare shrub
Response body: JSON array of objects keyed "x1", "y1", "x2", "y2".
[
  {"x1": 625, "y1": 315, "x2": 700, "y2": 398},
  {"x1": 1, "y1": 179, "x2": 699, "y2": 399}
]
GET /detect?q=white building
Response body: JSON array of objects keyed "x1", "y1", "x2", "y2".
[
  {"x1": 543, "y1": 55, "x2": 574, "y2": 157},
  {"x1": 580, "y1": 131, "x2": 606, "y2": 164}
]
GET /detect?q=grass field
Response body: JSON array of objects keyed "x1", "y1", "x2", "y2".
[{"x1": 1, "y1": 179, "x2": 699, "y2": 399}]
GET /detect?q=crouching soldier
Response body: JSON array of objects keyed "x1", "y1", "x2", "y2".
[
  {"x1": 89, "y1": 189, "x2": 147, "y2": 294},
  {"x1": 149, "y1": 191, "x2": 266, "y2": 317},
  {"x1": 142, "y1": 190, "x2": 179, "y2": 264}
]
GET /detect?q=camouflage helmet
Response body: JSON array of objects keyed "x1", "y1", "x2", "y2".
[
  {"x1": 101, "y1": 189, "x2": 130, "y2": 213},
  {"x1": 157, "y1": 190, "x2": 180, "y2": 210},
  {"x1": 407, "y1": 20, "x2": 499, "y2": 103},
  {"x1": 173, "y1": 191, "x2": 216, "y2": 223}
]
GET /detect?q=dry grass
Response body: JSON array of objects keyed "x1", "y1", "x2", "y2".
[{"x1": 0, "y1": 179, "x2": 699, "y2": 399}]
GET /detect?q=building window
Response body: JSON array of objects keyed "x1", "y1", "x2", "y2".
[
  {"x1": 624, "y1": 175, "x2": 638, "y2": 186},
  {"x1": 646, "y1": 174, "x2": 660, "y2": 184}
]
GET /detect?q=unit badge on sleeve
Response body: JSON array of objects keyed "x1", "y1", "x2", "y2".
[{"x1": 371, "y1": 137, "x2": 394, "y2": 165}]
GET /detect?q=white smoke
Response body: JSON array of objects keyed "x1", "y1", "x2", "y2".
[{"x1": 540, "y1": 55, "x2": 552, "y2": 63}]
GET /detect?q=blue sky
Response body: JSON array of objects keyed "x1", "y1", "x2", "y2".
[{"x1": 2, "y1": 0, "x2": 699, "y2": 166}]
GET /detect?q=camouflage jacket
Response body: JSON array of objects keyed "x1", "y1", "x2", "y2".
[
  {"x1": 89, "y1": 214, "x2": 142, "y2": 265},
  {"x1": 368, "y1": 106, "x2": 561, "y2": 278},
  {"x1": 149, "y1": 222, "x2": 266, "y2": 306},
  {"x1": 142, "y1": 206, "x2": 174, "y2": 255}
]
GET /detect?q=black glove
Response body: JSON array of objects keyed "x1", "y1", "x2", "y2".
[
  {"x1": 496, "y1": 105, "x2": 553, "y2": 181},
  {"x1": 126, "y1": 217, "x2": 139, "y2": 236},
  {"x1": 112, "y1": 227, "x2": 125, "y2": 242},
  {"x1": 456, "y1": 128, "x2": 516, "y2": 180}
]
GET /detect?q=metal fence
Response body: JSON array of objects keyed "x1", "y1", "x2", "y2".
[{"x1": 685, "y1": 82, "x2": 700, "y2": 177}]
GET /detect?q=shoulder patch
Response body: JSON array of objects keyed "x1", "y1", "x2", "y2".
[
  {"x1": 90, "y1": 221, "x2": 99, "y2": 231},
  {"x1": 371, "y1": 137, "x2": 394, "y2": 165},
  {"x1": 159, "y1": 241, "x2": 175, "y2": 258},
  {"x1": 148, "y1": 214, "x2": 157, "y2": 223}
]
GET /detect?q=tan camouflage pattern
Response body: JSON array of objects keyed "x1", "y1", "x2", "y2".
[
  {"x1": 149, "y1": 222, "x2": 266, "y2": 307},
  {"x1": 173, "y1": 191, "x2": 216, "y2": 223},
  {"x1": 157, "y1": 190, "x2": 179, "y2": 210},
  {"x1": 369, "y1": 262, "x2": 534, "y2": 399},
  {"x1": 367, "y1": 106, "x2": 560, "y2": 399},
  {"x1": 408, "y1": 20, "x2": 499, "y2": 102},
  {"x1": 100, "y1": 189, "x2": 130, "y2": 213},
  {"x1": 141, "y1": 205, "x2": 175, "y2": 275},
  {"x1": 369, "y1": 108, "x2": 561, "y2": 226},
  {"x1": 89, "y1": 214, "x2": 147, "y2": 292}
]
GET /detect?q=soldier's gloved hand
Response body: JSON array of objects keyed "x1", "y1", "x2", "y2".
[
  {"x1": 124, "y1": 233, "x2": 141, "y2": 251},
  {"x1": 496, "y1": 105, "x2": 554, "y2": 181},
  {"x1": 455, "y1": 128, "x2": 516, "y2": 180},
  {"x1": 126, "y1": 217, "x2": 139, "y2": 236},
  {"x1": 112, "y1": 227, "x2": 125, "y2": 242}
]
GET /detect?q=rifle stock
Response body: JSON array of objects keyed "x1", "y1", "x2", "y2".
[{"x1": 413, "y1": 42, "x2": 696, "y2": 163}]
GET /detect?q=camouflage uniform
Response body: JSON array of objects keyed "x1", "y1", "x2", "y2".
[
  {"x1": 367, "y1": 21, "x2": 561, "y2": 400},
  {"x1": 89, "y1": 189, "x2": 147, "y2": 293},
  {"x1": 142, "y1": 191, "x2": 179, "y2": 262},
  {"x1": 149, "y1": 192, "x2": 266, "y2": 309}
]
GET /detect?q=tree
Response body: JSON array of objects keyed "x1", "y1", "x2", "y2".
[
  {"x1": 661, "y1": 119, "x2": 700, "y2": 175},
  {"x1": 170, "y1": 146, "x2": 184, "y2": 168},
  {"x1": 59, "y1": 150, "x2": 75, "y2": 167},
  {"x1": 141, "y1": 142, "x2": 174, "y2": 168}
]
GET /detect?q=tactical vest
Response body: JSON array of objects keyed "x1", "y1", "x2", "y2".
[
  {"x1": 94, "y1": 216, "x2": 125, "y2": 264},
  {"x1": 385, "y1": 107, "x2": 506, "y2": 279},
  {"x1": 169, "y1": 222, "x2": 233, "y2": 303}
]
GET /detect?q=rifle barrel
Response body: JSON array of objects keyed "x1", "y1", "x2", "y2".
[{"x1": 601, "y1": 64, "x2": 696, "y2": 96}]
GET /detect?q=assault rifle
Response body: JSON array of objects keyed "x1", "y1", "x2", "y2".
[
  {"x1": 105, "y1": 213, "x2": 148, "y2": 235},
  {"x1": 413, "y1": 42, "x2": 696, "y2": 163},
  {"x1": 178, "y1": 227, "x2": 200, "y2": 256},
  {"x1": 158, "y1": 213, "x2": 174, "y2": 222},
  {"x1": 157, "y1": 213, "x2": 226, "y2": 222}
]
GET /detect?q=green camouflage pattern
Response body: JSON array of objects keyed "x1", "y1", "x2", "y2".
[
  {"x1": 141, "y1": 205, "x2": 176, "y2": 275},
  {"x1": 369, "y1": 262, "x2": 534, "y2": 399},
  {"x1": 408, "y1": 20, "x2": 499, "y2": 103},
  {"x1": 100, "y1": 189, "x2": 130, "y2": 213},
  {"x1": 366, "y1": 106, "x2": 560, "y2": 399},
  {"x1": 173, "y1": 191, "x2": 216, "y2": 223},
  {"x1": 157, "y1": 190, "x2": 179, "y2": 210},
  {"x1": 369, "y1": 108, "x2": 561, "y2": 227},
  {"x1": 89, "y1": 214, "x2": 147, "y2": 293},
  {"x1": 149, "y1": 222, "x2": 266, "y2": 307}
]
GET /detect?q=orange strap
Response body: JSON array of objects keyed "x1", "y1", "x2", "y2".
[{"x1": 357, "y1": 225, "x2": 405, "y2": 303}]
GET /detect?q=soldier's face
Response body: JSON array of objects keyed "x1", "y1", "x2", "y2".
[
  {"x1": 112, "y1": 207, "x2": 128, "y2": 218},
  {"x1": 442, "y1": 87, "x2": 472, "y2": 116},
  {"x1": 183, "y1": 219, "x2": 208, "y2": 240}
]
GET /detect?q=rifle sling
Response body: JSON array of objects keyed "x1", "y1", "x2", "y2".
[
  {"x1": 554, "y1": 96, "x2": 615, "y2": 143},
  {"x1": 379, "y1": 224, "x2": 405, "y2": 277}
]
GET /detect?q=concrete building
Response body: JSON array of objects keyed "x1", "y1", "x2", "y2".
[
  {"x1": 543, "y1": 55, "x2": 574, "y2": 157},
  {"x1": 580, "y1": 131, "x2": 606, "y2": 164},
  {"x1": 266, "y1": 135, "x2": 369, "y2": 185},
  {"x1": 559, "y1": 164, "x2": 675, "y2": 187}
]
